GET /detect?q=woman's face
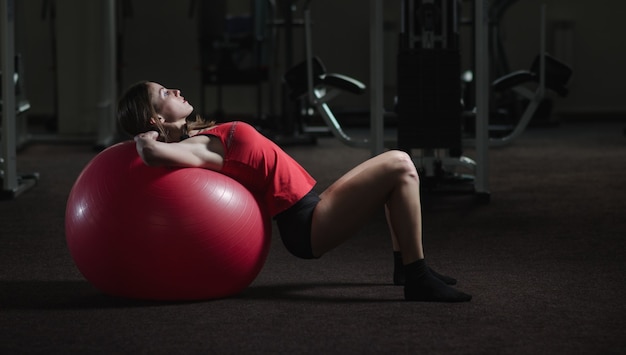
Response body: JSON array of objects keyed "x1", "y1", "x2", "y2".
[{"x1": 147, "y1": 82, "x2": 193, "y2": 125}]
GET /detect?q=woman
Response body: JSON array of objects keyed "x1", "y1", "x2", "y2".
[{"x1": 117, "y1": 81, "x2": 471, "y2": 302}]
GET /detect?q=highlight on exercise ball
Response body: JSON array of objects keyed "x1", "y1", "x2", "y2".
[{"x1": 65, "y1": 141, "x2": 271, "y2": 301}]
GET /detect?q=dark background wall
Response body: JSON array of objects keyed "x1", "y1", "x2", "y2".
[{"x1": 14, "y1": 0, "x2": 626, "y2": 135}]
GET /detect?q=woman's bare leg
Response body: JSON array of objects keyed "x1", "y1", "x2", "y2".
[
  {"x1": 311, "y1": 150, "x2": 423, "y2": 261},
  {"x1": 386, "y1": 206, "x2": 402, "y2": 252},
  {"x1": 386, "y1": 206, "x2": 457, "y2": 286},
  {"x1": 310, "y1": 150, "x2": 470, "y2": 302}
]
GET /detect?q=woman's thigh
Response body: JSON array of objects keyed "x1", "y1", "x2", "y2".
[{"x1": 312, "y1": 150, "x2": 414, "y2": 254}]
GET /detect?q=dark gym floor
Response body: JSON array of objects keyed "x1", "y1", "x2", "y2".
[{"x1": 1, "y1": 120, "x2": 625, "y2": 354}]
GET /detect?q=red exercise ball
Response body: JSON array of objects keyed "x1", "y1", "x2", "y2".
[{"x1": 65, "y1": 141, "x2": 271, "y2": 301}]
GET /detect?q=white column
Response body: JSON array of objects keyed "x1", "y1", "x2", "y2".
[
  {"x1": 56, "y1": 0, "x2": 116, "y2": 147},
  {"x1": 95, "y1": 0, "x2": 117, "y2": 148}
]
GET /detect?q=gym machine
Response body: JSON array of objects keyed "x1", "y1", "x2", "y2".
[
  {"x1": 193, "y1": 0, "x2": 270, "y2": 122},
  {"x1": 397, "y1": 0, "x2": 462, "y2": 155},
  {"x1": 362, "y1": 0, "x2": 490, "y2": 199},
  {"x1": 464, "y1": 2, "x2": 572, "y2": 147},
  {"x1": 281, "y1": 0, "x2": 570, "y2": 203},
  {"x1": 283, "y1": 0, "x2": 487, "y2": 199},
  {"x1": 396, "y1": 0, "x2": 485, "y2": 198},
  {"x1": 396, "y1": 0, "x2": 571, "y2": 200},
  {"x1": 194, "y1": 0, "x2": 324, "y2": 145},
  {"x1": 282, "y1": 0, "x2": 369, "y2": 148},
  {"x1": 282, "y1": 0, "x2": 487, "y2": 198}
]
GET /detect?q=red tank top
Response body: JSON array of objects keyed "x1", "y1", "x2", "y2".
[{"x1": 199, "y1": 121, "x2": 316, "y2": 217}]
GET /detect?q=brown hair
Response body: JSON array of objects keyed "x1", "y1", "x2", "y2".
[{"x1": 117, "y1": 81, "x2": 215, "y2": 142}]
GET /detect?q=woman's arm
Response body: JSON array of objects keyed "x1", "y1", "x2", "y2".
[{"x1": 134, "y1": 131, "x2": 224, "y2": 170}]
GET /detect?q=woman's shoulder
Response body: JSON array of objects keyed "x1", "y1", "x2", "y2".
[
  {"x1": 192, "y1": 121, "x2": 261, "y2": 140},
  {"x1": 193, "y1": 122, "x2": 227, "y2": 136}
]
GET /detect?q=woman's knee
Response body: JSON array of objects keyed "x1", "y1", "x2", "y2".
[{"x1": 383, "y1": 150, "x2": 419, "y2": 182}]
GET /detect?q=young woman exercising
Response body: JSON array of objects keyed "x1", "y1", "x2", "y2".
[{"x1": 117, "y1": 81, "x2": 471, "y2": 302}]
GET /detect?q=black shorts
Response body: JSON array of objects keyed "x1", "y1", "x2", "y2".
[{"x1": 274, "y1": 190, "x2": 321, "y2": 259}]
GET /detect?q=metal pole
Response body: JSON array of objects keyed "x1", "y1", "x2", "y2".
[
  {"x1": 1, "y1": 0, "x2": 17, "y2": 194},
  {"x1": 95, "y1": 0, "x2": 116, "y2": 149},
  {"x1": 369, "y1": 0, "x2": 384, "y2": 156},
  {"x1": 539, "y1": 4, "x2": 546, "y2": 97},
  {"x1": 303, "y1": 1, "x2": 315, "y2": 105},
  {"x1": 474, "y1": 0, "x2": 490, "y2": 198},
  {"x1": 0, "y1": 0, "x2": 37, "y2": 199}
]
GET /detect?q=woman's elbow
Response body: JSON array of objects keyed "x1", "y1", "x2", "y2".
[{"x1": 136, "y1": 145, "x2": 162, "y2": 166}]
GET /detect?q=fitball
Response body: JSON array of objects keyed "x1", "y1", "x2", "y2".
[{"x1": 65, "y1": 141, "x2": 271, "y2": 301}]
